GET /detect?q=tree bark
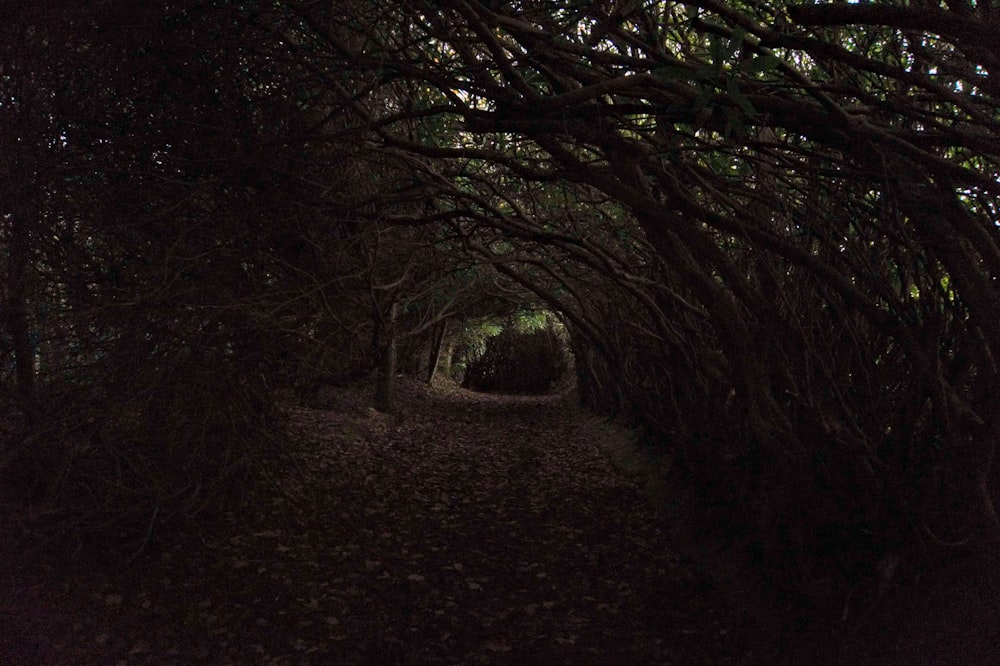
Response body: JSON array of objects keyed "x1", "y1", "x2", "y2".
[
  {"x1": 373, "y1": 300, "x2": 398, "y2": 412},
  {"x1": 5, "y1": 217, "x2": 36, "y2": 426},
  {"x1": 425, "y1": 319, "x2": 448, "y2": 384}
]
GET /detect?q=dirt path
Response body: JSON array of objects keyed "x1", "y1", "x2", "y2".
[{"x1": 3, "y1": 380, "x2": 749, "y2": 664}]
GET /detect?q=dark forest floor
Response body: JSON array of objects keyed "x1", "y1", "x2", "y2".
[
  {"x1": 1, "y1": 378, "x2": 758, "y2": 665},
  {"x1": 2, "y1": 377, "x2": 997, "y2": 664}
]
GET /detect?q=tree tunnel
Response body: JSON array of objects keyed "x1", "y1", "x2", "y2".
[{"x1": 3, "y1": 0, "x2": 999, "y2": 634}]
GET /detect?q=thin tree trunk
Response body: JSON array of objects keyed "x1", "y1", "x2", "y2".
[
  {"x1": 6, "y1": 217, "x2": 36, "y2": 426},
  {"x1": 374, "y1": 301, "x2": 398, "y2": 412},
  {"x1": 439, "y1": 339, "x2": 454, "y2": 379},
  {"x1": 425, "y1": 319, "x2": 448, "y2": 384}
]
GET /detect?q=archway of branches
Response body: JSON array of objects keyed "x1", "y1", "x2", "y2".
[{"x1": 2, "y1": 0, "x2": 999, "y2": 629}]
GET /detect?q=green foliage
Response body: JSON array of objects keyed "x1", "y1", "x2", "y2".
[
  {"x1": 452, "y1": 317, "x2": 504, "y2": 368},
  {"x1": 449, "y1": 308, "x2": 563, "y2": 381},
  {"x1": 510, "y1": 307, "x2": 561, "y2": 334}
]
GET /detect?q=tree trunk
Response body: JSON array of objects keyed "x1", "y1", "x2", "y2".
[
  {"x1": 5, "y1": 217, "x2": 36, "y2": 426},
  {"x1": 425, "y1": 319, "x2": 448, "y2": 384},
  {"x1": 439, "y1": 339, "x2": 454, "y2": 379},
  {"x1": 373, "y1": 301, "x2": 398, "y2": 412}
]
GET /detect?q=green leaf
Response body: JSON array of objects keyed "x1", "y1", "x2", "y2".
[
  {"x1": 652, "y1": 64, "x2": 695, "y2": 82},
  {"x1": 726, "y1": 78, "x2": 756, "y2": 116},
  {"x1": 722, "y1": 107, "x2": 748, "y2": 138},
  {"x1": 709, "y1": 34, "x2": 725, "y2": 65},
  {"x1": 691, "y1": 88, "x2": 713, "y2": 113},
  {"x1": 726, "y1": 28, "x2": 747, "y2": 59},
  {"x1": 743, "y1": 53, "x2": 782, "y2": 76}
]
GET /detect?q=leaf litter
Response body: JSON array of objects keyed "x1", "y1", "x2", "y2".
[{"x1": 2, "y1": 377, "x2": 747, "y2": 664}]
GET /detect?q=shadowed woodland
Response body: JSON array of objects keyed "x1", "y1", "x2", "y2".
[{"x1": 2, "y1": 1, "x2": 1000, "y2": 663}]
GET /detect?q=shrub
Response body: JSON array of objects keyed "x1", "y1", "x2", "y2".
[{"x1": 462, "y1": 326, "x2": 568, "y2": 394}]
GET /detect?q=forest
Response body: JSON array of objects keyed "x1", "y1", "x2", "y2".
[{"x1": 2, "y1": 1, "x2": 999, "y2": 662}]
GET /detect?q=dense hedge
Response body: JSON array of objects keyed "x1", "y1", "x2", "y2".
[{"x1": 462, "y1": 326, "x2": 568, "y2": 394}]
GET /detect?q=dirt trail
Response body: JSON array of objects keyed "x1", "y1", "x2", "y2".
[{"x1": 2, "y1": 380, "x2": 749, "y2": 665}]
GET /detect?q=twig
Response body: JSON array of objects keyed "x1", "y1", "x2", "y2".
[{"x1": 126, "y1": 504, "x2": 159, "y2": 566}]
